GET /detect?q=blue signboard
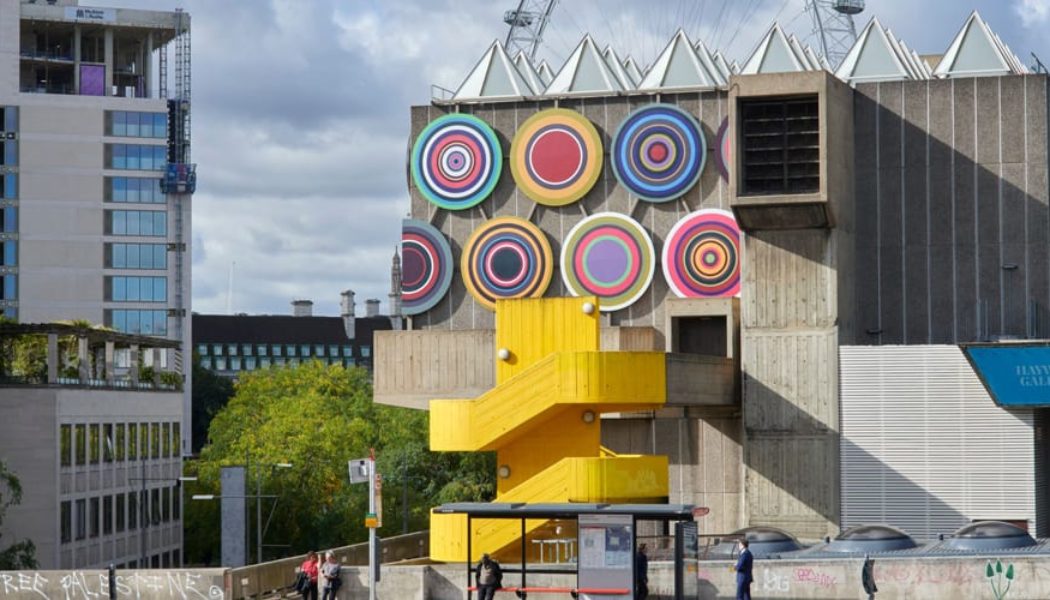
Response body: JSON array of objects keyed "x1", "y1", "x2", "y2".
[{"x1": 962, "y1": 344, "x2": 1050, "y2": 407}]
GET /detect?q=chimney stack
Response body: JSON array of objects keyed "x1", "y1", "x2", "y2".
[
  {"x1": 340, "y1": 290, "x2": 356, "y2": 339},
  {"x1": 365, "y1": 299, "x2": 380, "y2": 318},
  {"x1": 291, "y1": 299, "x2": 313, "y2": 317}
]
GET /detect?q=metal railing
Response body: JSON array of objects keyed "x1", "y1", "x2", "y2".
[{"x1": 228, "y1": 530, "x2": 429, "y2": 599}]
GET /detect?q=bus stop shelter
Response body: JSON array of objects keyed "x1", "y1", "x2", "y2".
[{"x1": 433, "y1": 502, "x2": 699, "y2": 600}]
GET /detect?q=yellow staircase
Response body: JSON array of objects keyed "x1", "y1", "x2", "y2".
[{"x1": 429, "y1": 297, "x2": 668, "y2": 562}]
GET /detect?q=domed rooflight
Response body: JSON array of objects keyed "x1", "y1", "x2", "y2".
[
  {"x1": 712, "y1": 526, "x2": 803, "y2": 558},
  {"x1": 943, "y1": 521, "x2": 1036, "y2": 551},
  {"x1": 825, "y1": 525, "x2": 918, "y2": 553}
]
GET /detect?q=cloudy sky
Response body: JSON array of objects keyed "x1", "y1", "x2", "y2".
[{"x1": 101, "y1": 0, "x2": 1050, "y2": 317}]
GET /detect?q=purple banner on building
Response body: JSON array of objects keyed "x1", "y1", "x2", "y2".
[{"x1": 79, "y1": 65, "x2": 104, "y2": 96}]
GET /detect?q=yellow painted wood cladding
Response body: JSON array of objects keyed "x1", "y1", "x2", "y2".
[{"x1": 428, "y1": 298, "x2": 669, "y2": 562}]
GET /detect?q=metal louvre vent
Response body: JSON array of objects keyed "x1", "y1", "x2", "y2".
[
  {"x1": 740, "y1": 96, "x2": 819, "y2": 195},
  {"x1": 840, "y1": 345, "x2": 1036, "y2": 540}
]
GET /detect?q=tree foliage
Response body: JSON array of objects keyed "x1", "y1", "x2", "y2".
[
  {"x1": 190, "y1": 352, "x2": 234, "y2": 454},
  {"x1": 0, "y1": 461, "x2": 37, "y2": 569},
  {"x1": 184, "y1": 361, "x2": 494, "y2": 565}
]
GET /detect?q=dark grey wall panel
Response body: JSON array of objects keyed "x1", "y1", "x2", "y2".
[{"x1": 852, "y1": 75, "x2": 1049, "y2": 345}]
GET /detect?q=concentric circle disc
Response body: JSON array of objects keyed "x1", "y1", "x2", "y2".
[
  {"x1": 400, "y1": 219, "x2": 454, "y2": 315},
  {"x1": 560, "y1": 212, "x2": 655, "y2": 312},
  {"x1": 611, "y1": 103, "x2": 706, "y2": 203},
  {"x1": 410, "y1": 113, "x2": 502, "y2": 211},
  {"x1": 510, "y1": 108, "x2": 603, "y2": 207},
  {"x1": 461, "y1": 217, "x2": 553, "y2": 310},
  {"x1": 662, "y1": 209, "x2": 741, "y2": 298},
  {"x1": 714, "y1": 117, "x2": 730, "y2": 182}
]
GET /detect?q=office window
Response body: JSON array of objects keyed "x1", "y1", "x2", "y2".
[
  {"x1": 162, "y1": 487, "x2": 170, "y2": 522},
  {"x1": 214, "y1": 357, "x2": 226, "y2": 371},
  {"x1": 3, "y1": 274, "x2": 15, "y2": 302},
  {"x1": 115, "y1": 424, "x2": 125, "y2": 461},
  {"x1": 329, "y1": 345, "x2": 339, "y2": 358},
  {"x1": 260, "y1": 357, "x2": 271, "y2": 369},
  {"x1": 105, "y1": 243, "x2": 167, "y2": 270},
  {"x1": 241, "y1": 344, "x2": 253, "y2": 356},
  {"x1": 300, "y1": 345, "x2": 310, "y2": 357},
  {"x1": 128, "y1": 492, "x2": 137, "y2": 530},
  {"x1": 106, "y1": 177, "x2": 165, "y2": 204},
  {"x1": 0, "y1": 239, "x2": 16, "y2": 267},
  {"x1": 60, "y1": 501, "x2": 71, "y2": 543},
  {"x1": 361, "y1": 346, "x2": 371, "y2": 358},
  {"x1": 312, "y1": 344, "x2": 323, "y2": 357},
  {"x1": 106, "y1": 144, "x2": 166, "y2": 170},
  {"x1": 212, "y1": 344, "x2": 222, "y2": 356},
  {"x1": 151, "y1": 488, "x2": 161, "y2": 525},
  {"x1": 286, "y1": 345, "x2": 296, "y2": 357},
  {"x1": 172, "y1": 486, "x2": 180, "y2": 520},
  {"x1": 161, "y1": 423, "x2": 170, "y2": 458},
  {"x1": 103, "y1": 495, "x2": 113, "y2": 535},
  {"x1": 197, "y1": 344, "x2": 208, "y2": 356},
  {"x1": 105, "y1": 310, "x2": 167, "y2": 335},
  {"x1": 342, "y1": 346, "x2": 353, "y2": 357},
  {"x1": 0, "y1": 106, "x2": 17, "y2": 132},
  {"x1": 1, "y1": 140, "x2": 17, "y2": 166},
  {"x1": 89, "y1": 497, "x2": 100, "y2": 538},
  {"x1": 103, "y1": 424, "x2": 113, "y2": 463},
  {"x1": 106, "y1": 111, "x2": 166, "y2": 139},
  {"x1": 274, "y1": 357, "x2": 285, "y2": 366},
  {"x1": 105, "y1": 276, "x2": 167, "y2": 302},
  {"x1": 128, "y1": 423, "x2": 137, "y2": 460},
  {"x1": 60, "y1": 424, "x2": 71, "y2": 467},
  {"x1": 151, "y1": 423, "x2": 160, "y2": 459},
  {"x1": 88, "y1": 424, "x2": 100, "y2": 464},
  {"x1": 116, "y1": 494, "x2": 126, "y2": 533},
  {"x1": 289, "y1": 358, "x2": 299, "y2": 367},
  {"x1": 230, "y1": 357, "x2": 241, "y2": 371},
  {"x1": 271, "y1": 345, "x2": 282, "y2": 357},
  {"x1": 245, "y1": 357, "x2": 256, "y2": 371},
  {"x1": 75, "y1": 424, "x2": 86, "y2": 465},
  {"x1": 0, "y1": 205, "x2": 16, "y2": 232},
  {"x1": 256, "y1": 344, "x2": 268, "y2": 356},
  {"x1": 75, "y1": 499, "x2": 86, "y2": 540},
  {"x1": 140, "y1": 422, "x2": 148, "y2": 461},
  {"x1": 1, "y1": 174, "x2": 16, "y2": 199},
  {"x1": 105, "y1": 210, "x2": 167, "y2": 237},
  {"x1": 227, "y1": 344, "x2": 238, "y2": 356},
  {"x1": 200, "y1": 357, "x2": 212, "y2": 369},
  {"x1": 172, "y1": 422, "x2": 180, "y2": 457}
]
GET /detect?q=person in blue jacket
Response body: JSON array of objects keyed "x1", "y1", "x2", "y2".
[{"x1": 734, "y1": 539, "x2": 754, "y2": 600}]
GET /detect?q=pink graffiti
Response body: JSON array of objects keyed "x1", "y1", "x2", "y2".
[
  {"x1": 794, "y1": 567, "x2": 837, "y2": 588},
  {"x1": 873, "y1": 563, "x2": 977, "y2": 586}
]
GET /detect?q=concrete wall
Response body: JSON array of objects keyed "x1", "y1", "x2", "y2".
[
  {"x1": 851, "y1": 75, "x2": 1050, "y2": 345},
  {"x1": 0, "y1": 569, "x2": 227, "y2": 599}
]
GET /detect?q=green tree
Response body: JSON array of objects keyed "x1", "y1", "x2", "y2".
[
  {"x1": 0, "y1": 461, "x2": 37, "y2": 569},
  {"x1": 190, "y1": 352, "x2": 233, "y2": 454},
  {"x1": 184, "y1": 361, "x2": 494, "y2": 565}
]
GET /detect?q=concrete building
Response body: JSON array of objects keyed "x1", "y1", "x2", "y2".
[
  {"x1": 0, "y1": 0, "x2": 194, "y2": 569},
  {"x1": 374, "y1": 10, "x2": 1050, "y2": 558},
  {"x1": 192, "y1": 291, "x2": 399, "y2": 379}
]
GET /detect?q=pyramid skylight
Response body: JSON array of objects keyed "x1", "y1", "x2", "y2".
[
  {"x1": 933, "y1": 12, "x2": 1026, "y2": 78},
  {"x1": 638, "y1": 29, "x2": 721, "y2": 90},
  {"x1": 453, "y1": 40, "x2": 534, "y2": 100},
  {"x1": 545, "y1": 35, "x2": 625, "y2": 95}
]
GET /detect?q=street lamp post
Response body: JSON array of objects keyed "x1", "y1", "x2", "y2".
[
  {"x1": 193, "y1": 460, "x2": 291, "y2": 565},
  {"x1": 129, "y1": 472, "x2": 196, "y2": 568}
]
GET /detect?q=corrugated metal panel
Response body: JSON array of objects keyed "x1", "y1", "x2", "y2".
[
  {"x1": 1036, "y1": 410, "x2": 1050, "y2": 537},
  {"x1": 840, "y1": 345, "x2": 1036, "y2": 540}
]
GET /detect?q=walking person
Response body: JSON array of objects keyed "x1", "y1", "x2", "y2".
[
  {"x1": 475, "y1": 553, "x2": 502, "y2": 600},
  {"x1": 735, "y1": 539, "x2": 754, "y2": 600},
  {"x1": 634, "y1": 543, "x2": 649, "y2": 600},
  {"x1": 320, "y1": 551, "x2": 342, "y2": 600},
  {"x1": 862, "y1": 555, "x2": 878, "y2": 599},
  {"x1": 297, "y1": 551, "x2": 320, "y2": 600}
]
